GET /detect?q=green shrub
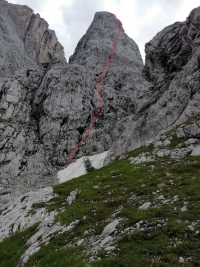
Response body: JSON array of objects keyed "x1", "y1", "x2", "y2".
[{"x1": 84, "y1": 158, "x2": 95, "y2": 173}]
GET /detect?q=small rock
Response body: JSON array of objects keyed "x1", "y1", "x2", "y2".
[
  {"x1": 138, "y1": 202, "x2": 151, "y2": 211},
  {"x1": 157, "y1": 195, "x2": 165, "y2": 200},
  {"x1": 191, "y1": 145, "x2": 200, "y2": 156},
  {"x1": 163, "y1": 139, "x2": 171, "y2": 146},
  {"x1": 154, "y1": 139, "x2": 171, "y2": 147},
  {"x1": 191, "y1": 222, "x2": 197, "y2": 226},
  {"x1": 157, "y1": 183, "x2": 165, "y2": 189},
  {"x1": 101, "y1": 219, "x2": 119, "y2": 237},
  {"x1": 129, "y1": 153, "x2": 155, "y2": 164},
  {"x1": 176, "y1": 127, "x2": 186, "y2": 139},
  {"x1": 187, "y1": 225, "x2": 194, "y2": 231},
  {"x1": 154, "y1": 141, "x2": 163, "y2": 148},
  {"x1": 135, "y1": 222, "x2": 140, "y2": 229},
  {"x1": 77, "y1": 239, "x2": 84, "y2": 246},
  {"x1": 162, "y1": 199, "x2": 170, "y2": 204},
  {"x1": 150, "y1": 165, "x2": 155, "y2": 170},
  {"x1": 145, "y1": 139, "x2": 154, "y2": 146},
  {"x1": 181, "y1": 206, "x2": 188, "y2": 212},
  {"x1": 66, "y1": 190, "x2": 78, "y2": 205},
  {"x1": 100, "y1": 236, "x2": 112, "y2": 247},
  {"x1": 156, "y1": 149, "x2": 170, "y2": 157},
  {"x1": 185, "y1": 138, "x2": 198, "y2": 145},
  {"x1": 104, "y1": 246, "x2": 115, "y2": 251}
]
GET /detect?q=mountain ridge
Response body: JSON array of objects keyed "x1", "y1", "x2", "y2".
[
  {"x1": 104, "y1": 6, "x2": 200, "y2": 164},
  {"x1": 0, "y1": 3, "x2": 153, "y2": 198}
]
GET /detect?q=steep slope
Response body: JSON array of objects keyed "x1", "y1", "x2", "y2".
[
  {"x1": 0, "y1": 0, "x2": 66, "y2": 201},
  {"x1": 105, "y1": 6, "x2": 200, "y2": 164},
  {"x1": 0, "y1": 7, "x2": 153, "y2": 198}
]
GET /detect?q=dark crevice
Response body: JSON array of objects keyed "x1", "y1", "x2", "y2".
[
  {"x1": 0, "y1": 128, "x2": 17, "y2": 152},
  {"x1": 77, "y1": 126, "x2": 84, "y2": 135},
  {"x1": 25, "y1": 149, "x2": 38, "y2": 157},
  {"x1": 41, "y1": 62, "x2": 50, "y2": 69},
  {"x1": 23, "y1": 14, "x2": 35, "y2": 43},
  {"x1": 31, "y1": 93, "x2": 47, "y2": 120},
  {"x1": 90, "y1": 99, "x2": 95, "y2": 108},
  {"x1": 61, "y1": 117, "x2": 68, "y2": 127},
  {"x1": 86, "y1": 114, "x2": 91, "y2": 125},
  {"x1": 137, "y1": 98, "x2": 157, "y2": 115},
  {"x1": 0, "y1": 89, "x2": 3, "y2": 100},
  {"x1": 27, "y1": 70, "x2": 31, "y2": 77},
  {"x1": 114, "y1": 81, "x2": 123, "y2": 91},
  {"x1": 0, "y1": 160, "x2": 11, "y2": 165},
  {"x1": 63, "y1": 148, "x2": 68, "y2": 154},
  {"x1": 168, "y1": 101, "x2": 189, "y2": 129},
  {"x1": 18, "y1": 159, "x2": 27, "y2": 170}
]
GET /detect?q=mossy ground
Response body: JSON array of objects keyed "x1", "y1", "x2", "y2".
[{"x1": 0, "y1": 138, "x2": 200, "y2": 267}]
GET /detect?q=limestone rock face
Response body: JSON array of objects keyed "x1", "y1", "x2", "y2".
[
  {"x1": 2, "y1": 2, "x2": 200, "y2": 198},
  {"x1": 0, "y1": 6, "x2": 154, "y2": 196},
  {"x1": 104, "y1": 6, "x2": 200, "y2": 164},
  {"x1": 0, "y1": 0, "x2": 64, "y2": 78},
  {"x1": 0, "y1": 0, "x2": 66, "y2": 197},
  {"x1": 32, "y1": 11, "x2": 154, "y2": 171}
]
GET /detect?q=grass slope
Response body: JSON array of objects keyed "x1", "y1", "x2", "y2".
[
  {"x1": 1, "y1": 138, "x2": 200, "y2": 267},
  {"x1": 0, "y1": 222, "x2": 40, "y2": 267}
]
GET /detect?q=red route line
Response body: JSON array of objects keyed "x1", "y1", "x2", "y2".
[{"x1": 68, "y1": 13, "x2": 121, "y2": 165}]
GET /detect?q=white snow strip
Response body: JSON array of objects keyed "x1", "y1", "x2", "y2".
[{"x1": 57, "y1": 151, "x2": 108, "y2": 183}]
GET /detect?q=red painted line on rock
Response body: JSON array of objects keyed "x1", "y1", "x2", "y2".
[{"x1": 68, "y1": 13, "x2": 121, "y2": 165}]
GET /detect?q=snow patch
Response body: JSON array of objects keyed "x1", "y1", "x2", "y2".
[{"x1": 57, "y1": 151, "x2": 108, "y2": 183}]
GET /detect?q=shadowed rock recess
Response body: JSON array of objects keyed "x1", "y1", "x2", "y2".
[{"x1": 0, "y1": 1, "x2": 200, "y2": 198}]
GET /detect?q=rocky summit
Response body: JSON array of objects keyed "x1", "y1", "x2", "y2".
[{"x1": 0, "y1": 1, "x2": 200, "y2": 266}]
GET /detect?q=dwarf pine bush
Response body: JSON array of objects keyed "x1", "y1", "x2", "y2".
[{"x1": 84, "y1": 158, "x2": 95, "y2": 173}]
